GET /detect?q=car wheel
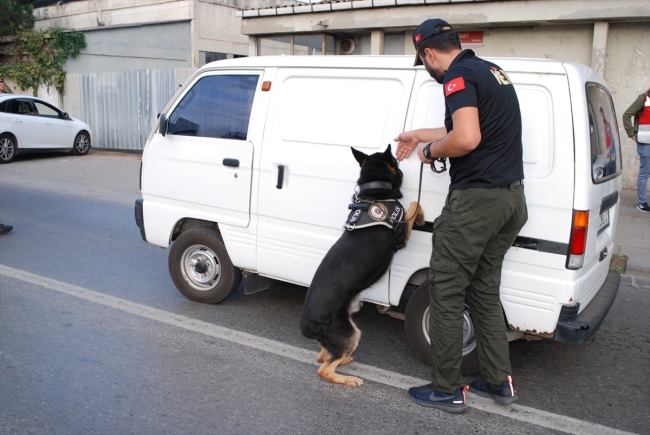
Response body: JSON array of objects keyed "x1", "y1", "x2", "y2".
[
  {"x1": 72, "y1": 131, "x2": 91, "y2": 156},
  {"x1": 0, "y1": 134, "x2": 16, "y2": 163},
  {"x1": 404, "y1": 283, "x2": 480, "y2": 375},
  {"x1": 168, "y1": 227, "x2": 242, "y2": 304}
]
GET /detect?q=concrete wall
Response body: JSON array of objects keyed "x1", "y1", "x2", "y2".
[{"x1": 63, "y1": 22, "x2": 192, "y2": 74}]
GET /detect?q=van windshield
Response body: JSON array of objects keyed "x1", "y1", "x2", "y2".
[{"x1": 587, "y1": 83, "x2": 622, "y2": 183}]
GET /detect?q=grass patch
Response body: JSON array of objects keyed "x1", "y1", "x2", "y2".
[{"x1": 609, "y1": 254, "x2": 628, "y2": 274}]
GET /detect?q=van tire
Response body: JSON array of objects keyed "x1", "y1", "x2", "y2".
[
  {"x1": 404, "y1": 283, "x2": 480, "y2": 375},
  {"x1": 168, "y1": 227, "x2": 242, "y2": 304}
]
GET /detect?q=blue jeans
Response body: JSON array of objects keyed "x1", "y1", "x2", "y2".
[{"x1": 639, "y1": 144, "x2": 650, "y2": 204}]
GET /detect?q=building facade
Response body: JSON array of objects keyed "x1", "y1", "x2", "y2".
[
  {"x1": 238, "y1": 0, "x2": 650, "y2": 189},
  {"x1": 32, "y1": 0, "x2": 294, "y2": 73}
]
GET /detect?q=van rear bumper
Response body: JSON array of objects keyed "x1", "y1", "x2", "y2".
[
  {"x1": 554, "y1": 270, "x2": 620, "y2": 344},
  {"x1": 135, "y1": 198, "x2": 146, "y2": 242}
]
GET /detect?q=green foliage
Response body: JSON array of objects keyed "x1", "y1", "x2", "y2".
[
  {"x1": 0, "y1": 0, "x2": 36, "y2": 37},
  {"x1": 0, "y1": 27, "x2": 86, "y2": 95}
]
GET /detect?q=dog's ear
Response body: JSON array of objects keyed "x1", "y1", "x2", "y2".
[
  {"x1": 351, "y1": 147, "x2": 367, "y2": 167},
  {"x1": 382, "y1": 144, "x2": 396, "y2": 165}
]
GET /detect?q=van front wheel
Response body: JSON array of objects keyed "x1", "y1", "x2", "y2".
[
  {"x1": 404, "y1": 283, "x2": 480, "y2": 375},
  {"x1": 169, "y1": 227, "x2": 242, "y2": 304}
]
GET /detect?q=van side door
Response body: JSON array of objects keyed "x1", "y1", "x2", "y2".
[
  {"x1": 142, "y1": 72, "x2": 261, "y2": 229},
  {"x1": 256, "y1": 67, "x2": 415, "y2": 304}
]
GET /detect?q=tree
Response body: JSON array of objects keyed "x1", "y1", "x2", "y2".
[
  {"x1": 0, "y1": 0, "x2": 36, "y2": 37},
  {"x1": 0, "y1": 28, "x2": 86, "y2": 95}
]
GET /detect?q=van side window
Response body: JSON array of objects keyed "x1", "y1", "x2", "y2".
[
  {"x1": 167, "y1": 75, "x2": 258, "y2": 140},
  {"x1": 586, "y1": 83, "x2": 622, "y2": 182}
]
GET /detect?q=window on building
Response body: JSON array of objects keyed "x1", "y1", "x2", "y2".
[
  {"x1": 167, "y1": 74, "x2": 259, "y2": 140},
  {"x1": 258, "y1": 37, "x2": 292, "y2": 56},
  {"x1": 199, "y1": 51, "x2": 247, "y2": 67},
  {"x1": 258, "y1": 35, "x2": 335, "y2": 56}
]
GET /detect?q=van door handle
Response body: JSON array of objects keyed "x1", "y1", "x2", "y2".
[
  {"x1": 223, "y1": 158, "x2": 239, "y2": 167},
  {"x1": 276, "y1": 165, "x2": 285, "y2": 189}
]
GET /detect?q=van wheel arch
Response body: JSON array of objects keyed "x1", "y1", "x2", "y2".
[
  {"x1": 168, "y1": 226, "x2": 242, "y2": 304},
  {"x1": 170, "y1": 218, "x2": 219, "y2": 242}
]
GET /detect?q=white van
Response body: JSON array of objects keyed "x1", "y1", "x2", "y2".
[{"x1": 135, "y1": 55, "x2": 622, "y2": 373}]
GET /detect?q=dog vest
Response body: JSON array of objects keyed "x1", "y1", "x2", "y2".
[{"x1": 344, "y1": 199, "x2": 407, "y2": 251}]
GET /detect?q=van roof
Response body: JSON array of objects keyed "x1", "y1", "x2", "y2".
[{"x1": 201, "y1": 55, "x2": 570, "y2": 75}]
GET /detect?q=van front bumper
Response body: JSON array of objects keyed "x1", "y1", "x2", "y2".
[
  {"x1": 135, "y1": 198, "x2": 146, "y2": 242},
  {"x1": 554, "y1": 270, "x2": 620, "y2": 344}
]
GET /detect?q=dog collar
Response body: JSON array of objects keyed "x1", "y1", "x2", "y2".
[{"x1": 358, "y1": 181, "x2": 393, "y2": 191}]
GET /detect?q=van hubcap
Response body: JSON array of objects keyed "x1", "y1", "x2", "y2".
[
  {"x1": 422, "y1": 304, "x2": 476, "y2": 357},
  {"x1": 181, "y1": 244, "x2": 221, "y2": 291}
]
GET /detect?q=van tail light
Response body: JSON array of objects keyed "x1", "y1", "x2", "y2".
[{"x1": 567, "y1": 210, "x2": 589, "y2": 269}]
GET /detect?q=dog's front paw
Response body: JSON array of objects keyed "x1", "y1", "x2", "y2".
[
  {"x1": 343, "y1": 376, "x2": 364, "y2": 387},
  {"x1": 415, "y1": 205, "x2": 425, "y2": 226}
]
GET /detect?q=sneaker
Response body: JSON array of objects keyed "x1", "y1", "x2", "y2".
[
  {"x1": 0, "y1": 224, "x2": 12, "y2": 235},
  {"x1": 638, "y1": 202, "x2": 650, "y2": 213},
  {"x1": 469, "y1": 375, "x2": 518, "y2": 405},
  {"x1": 408, "y1": 384, "x2": 468, "y2": 413}
]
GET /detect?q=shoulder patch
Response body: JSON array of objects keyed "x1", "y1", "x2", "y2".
[{"x1": 445, "y1": 77, "x2": 465, "y2": 96}]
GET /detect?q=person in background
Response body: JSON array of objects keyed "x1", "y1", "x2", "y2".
[
  {"x1": 0, "y1": 78, "x2": 13, "y2": 94},
  {"x1": 623, "y1": 88, "x2": 650, "y2": 213}
]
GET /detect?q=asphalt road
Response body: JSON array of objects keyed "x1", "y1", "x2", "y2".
[{"x1": 0, "y1": 151, "x2": 648, "y2": 435}]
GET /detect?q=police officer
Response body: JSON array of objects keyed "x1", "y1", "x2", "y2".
[{"x1": 395, "y1": 19, "x2": 528, "y2": 413}]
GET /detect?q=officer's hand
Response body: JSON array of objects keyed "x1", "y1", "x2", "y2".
[{"x1": 394, "y1": 131, "x2": 419, "y2": 161}]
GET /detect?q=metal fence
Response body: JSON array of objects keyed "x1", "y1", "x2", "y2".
[{"x1": 64, "y1": 68, "x2": 196, "y2": 150}]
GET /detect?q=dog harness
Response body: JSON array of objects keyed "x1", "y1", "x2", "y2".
[{"x1": 344, "y1": 198, "x2": 407, "y2": 251}]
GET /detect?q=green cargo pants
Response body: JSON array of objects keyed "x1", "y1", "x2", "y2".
[{"x1": 428, "y1": 184, "x2": 527, "y2": 393}]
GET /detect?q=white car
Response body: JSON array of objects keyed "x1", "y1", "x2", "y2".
[{"x1": 0, "y1": 94, "x2": 92, "y2": 163}]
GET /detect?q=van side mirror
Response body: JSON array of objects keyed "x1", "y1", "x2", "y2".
[
  {"x1": 62, "y1": 111, "x2": 70, "y2": 120},
  {"x1": 159, "y1": 113, "x2": 168, "y2": 136}
]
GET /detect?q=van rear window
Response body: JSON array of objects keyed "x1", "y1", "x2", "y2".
[
  {"x1": 586, "y1": 83, "x2": 622, "y2": 183},
  {"x1": 168, "y1": 74, "x2": 258, "y2": 140}
]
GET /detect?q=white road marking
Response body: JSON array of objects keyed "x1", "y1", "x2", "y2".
[{"x1": 0, "y1": 264, "x2": 637, "y2": 435}]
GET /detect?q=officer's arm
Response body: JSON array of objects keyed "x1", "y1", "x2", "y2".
[{"x1": 418, "y1": 107, "x2": 481, "y2": 161}]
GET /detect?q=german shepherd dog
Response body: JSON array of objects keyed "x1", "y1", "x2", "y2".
[{"x1": 300, "y1": 145, "x2": 424, "y2": 387}]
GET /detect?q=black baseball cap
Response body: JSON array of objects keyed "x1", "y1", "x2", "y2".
[{"x1": 412, "y1": 19, "x2": 453, "y2": 66}]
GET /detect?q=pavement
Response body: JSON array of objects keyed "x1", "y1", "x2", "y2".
[{"x1": 614, "y1": 188, "x2": 650, "y2": 281}]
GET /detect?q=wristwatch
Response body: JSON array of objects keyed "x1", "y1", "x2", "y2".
[{"x1": 423, "y1": 142, "x2": 432, "y2": 160}]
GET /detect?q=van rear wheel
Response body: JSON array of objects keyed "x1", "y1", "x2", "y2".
[
  {"x1": 404, "y1": 283, "x2": 480, "y2": 375},
  {"x1": 169, "y1": 227, "x2": 242, "y2": 304}
]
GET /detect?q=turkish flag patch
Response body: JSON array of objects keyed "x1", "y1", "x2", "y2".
[{"x1": 445, "y1": 77, "x2": 465, "y2": 96}]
